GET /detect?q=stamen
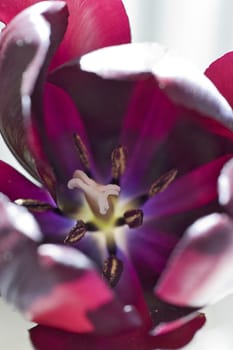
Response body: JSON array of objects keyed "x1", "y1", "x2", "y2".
[
  {"x1": 102, "y1": 255, "x2": 123, "y2": 288},
  {"x1": 14, "y1": 199, "x2": 58, "y2": 213},
  {"x1": 64, "y1": 220, "x2": 87, "y2": 244},
  {"x1": 149, "y1": 169, "x2": 178, "y2": 197},
  {"x1": 67, "y1": 170, "x2": 120, "y2": 217},
  {"x1": 123, "y1": 209, "x2": 144, "y2": 228},
  {"x1": 111, "y1": 145, "x2": 128, "y2": 184},
  {"x1": 73, "y1": 134, "x2": 91, "y2": 173}
]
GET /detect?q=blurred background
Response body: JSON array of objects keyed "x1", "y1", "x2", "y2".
[{"x1": 1, "y1": 0, "x2": 233, "y2": 349}]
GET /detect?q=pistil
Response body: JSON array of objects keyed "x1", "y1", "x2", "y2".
[{"x1": 67, "y1": 170, "x2": 120, "y2": 219}]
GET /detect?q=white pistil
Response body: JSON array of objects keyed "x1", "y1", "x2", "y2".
[{"x1": 67, "y1": 170, "x2": 120, "y2": 216}]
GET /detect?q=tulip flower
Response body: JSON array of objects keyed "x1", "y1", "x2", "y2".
[{"x1": 0, "y1": 1, "x2": 233, "y2": 349}]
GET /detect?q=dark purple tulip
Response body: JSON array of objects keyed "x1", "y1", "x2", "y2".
[{"x1": 0, "y1": 1, "x2": 233, "y2": 349}]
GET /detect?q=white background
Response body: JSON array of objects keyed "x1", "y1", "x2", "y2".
[{"x1": 1, "y1": 1, "x2": 233, "y2": 349}]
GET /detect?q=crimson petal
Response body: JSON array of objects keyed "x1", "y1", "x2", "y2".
[
  {"x1": 0, "y1": 0, "x2": 130, "y2": 69},
  {"x1": 49, "y1": 43, "x2": 233, "y2": 184},
  {"x1": 80, "y1": 43, "x2": 233, "y2": 129},
  {"x1": 156, "y1": 213, "x2": 233, "y2": 307},
  {"x1": 0, "y1": 0, "x2": 41, "y2": 23},
  {"x1": 218, "y1": 158, "x2": 233, "y2": 216},
  {"x1": 0, "y1": 2, "x2": 86, "y2": 214},
  {"x1": 144, "y1": 154, "x2": 232, "y2": 218},
  {"x1": 0, "y1": 195, "x2": 141, "y2": 334},
  {"x1": 0, "y1": 160, "x2": 75, "y2": 240},
  {"x1": 29, "y1": 312, "x2": 205, "y2": 349},
  {"x1": 150, "y1": 313, "x2": 206, "y2": 349},
  {"x1": 50, "y1": 0, "x2": 131, "y2": 69},
  {"x1": 0, "y1": 1, "x2": 68, "y2": 186},
  {"x1": 205, "y1": 52, "x2": 233, "y2": 109}
]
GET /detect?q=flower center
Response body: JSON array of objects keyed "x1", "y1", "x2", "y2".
[
  {"x1": 14, "y1": 135, "x2": 177, "y2": 288},
  {"x1": 67, "y1": 170, "x2": 121, "y2": 218}
]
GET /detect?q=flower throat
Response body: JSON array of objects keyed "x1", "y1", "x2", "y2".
[{"x1": 15, "y1": 133, "x2": 177, "y2": 288}]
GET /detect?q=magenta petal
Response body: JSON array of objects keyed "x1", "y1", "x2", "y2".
[
  {"x1": 156, "y1": 213, "x2": 233, "y2": 307},
  {"x1": 29, "y1": 325, "x2": 150, "y2": 350},
  {"x1": 0, "y1": 0, "x2": 130, "y2": 69},
  {"x1": 29, "y1": 313, "x2": 205, "y2": 350},
  {"x1": 50, "y1": 0, "x2": 131, "y2": 69},
  {"x1": 144, "y1": 155, "x2": 232, "y2": 218},
  {"x1": 50, "y1": 44, "x2": 233, "y2": 184},
  {"x1": 128, "y1": 225, "x2": 178, "y2": 291},
  {"x1": 49, "y1": 62, "x2": 135, "y2": 180},
  {"x1": 0, "y1": 0, "x2": 42, "y2": 23},
  {"x1": 0, "y1": 1, "x2": 68, "y2": 184},
  {"x1": 0, "y1": 160, "x2": 53, "y2": 203},
  {"x1": 205, "y1": 52, "x2": 233, "y2": 109},
  {"x1": 80, "y1": 43, "x2": 233, "y2": 130},
  {"x1": 218, "y1": 158, "x2": 233, "y2": 216},
  {"x1": 120, "y1": 79, "x2": 178, "y2": 196},
  {"x1": 0, "y1": 160, "x2": 74, "y2": 240},
  {"x1": 31, "y1": 82, "x2": 94, "y2": 214},
  {"x1": 31, "y1": 245, "x2": 141, "y2": 334},
  {"x1": 0, "y1": 196, "x2": 141, "y2": 334},
  {"x1": 150, "y1": 313, "x2": 206, "y2": 349}
]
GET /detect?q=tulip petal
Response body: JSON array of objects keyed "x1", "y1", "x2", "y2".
[
  {"x1": 49, "y1": 62, "x2": 135, "y2": 180},
  {"x1": 0, "y1": 0, "x2": 39, "y2": 23},
  {"x1": 80, "y1": 43, "x2": 233, "y2": 130},
  {"x1": 150, "y1": 312, "x2": 206, "y2": 349},
  {"x1": 50, "y1": 43, "x2": 233, "y2": 185},
  {"x1": 29, "y1": 325, "x2": 150, "y2": 350},
  {"x1": 0, "y1": 0, "x2": 130, "y2": 68},
  {"x1": 144, "y1": 154, "x2": 232, "y2": 218},
  {"x1": 0, "y1": 160, "x2": 76, "y2": 240},
  {"x1": 31, "y1": 82, "x2": 95, "y2": 215},
  {"x1": 0, "y1": 160, "x2": 52, "y2": 203},
  {"x1": 0, "y1": 1, "x2": 68, "y2": 185},
  {"x1": 0, "y1": 162, "x2": 103, "y2": 267},
  {"x1": 0, "y1": 196, "x2": 141, "y2": 334},
  {"x1": 29, "y1": 312, "x2": 205, "y2": 350},
  {"x1": 218, "y1": 157, "x2": 233, "y2": 216},
  {"x1": 205, "y1": 52, "x2": 233, "y2": 108},
  {"x1": 50, "y1": 0, "x2": 131, "y2": 69},
  {"x1": 156, "y1": 213, "x2": 233, "y2": 307},
  {"x1": 128, "y1": 225, "x2": 178, "y2": 290},
  {"x1": 0, "y1": 2, "x2": 86, "y2": 214}
]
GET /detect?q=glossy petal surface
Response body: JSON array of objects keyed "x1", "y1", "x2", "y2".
[
  {"x1": 218, "y1": 156, "x2": 233, "y2": 216},
  {"x1": 0, "y1": 0, "x2": 130, "y2": 69},
  {"x1": 0, "y1": 1, "x2": 68, "y2": 184},
  {"x1": 80, "y1": 43, "x2": 233, "y2": 129},
  {"x1": 156, "y1": 213, "x2": 233, "y2": 307},
  {"x1": 205, "y1": 52, "x2": 233, "y2": 108},
  {"x1": 50, "y1": 0, "x2": 131, "y2": 69},
  {"x1": 29, "y1": 313, "x2": 205, "y2": 349}
]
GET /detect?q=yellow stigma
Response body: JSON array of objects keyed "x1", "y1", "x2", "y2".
[{"x1": 67, "y1": 170, "x2": 120, "y2": 217}]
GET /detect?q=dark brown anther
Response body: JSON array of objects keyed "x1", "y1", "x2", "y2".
[
  {"x1": 14, "y1": 199, "x2": 55, "y2": 212},
  {"x1": 111, "y1": 145, "x2": 128, "y2": 183},
  {"x1": 64, "y1": 220, "x2": 87, "y2": 244},
  {"x1": 73, "y1": 134, "x2": 90, "y2": 172},
  {"x1": 123, "y1": 209, "x2": 143, "y2": 228},
  {"x1": 102, "y1": 255, "x2": 123, "y2": 288},
  {"x1": 149, "y1": 169, "x2": 178, "y2": 197}
]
